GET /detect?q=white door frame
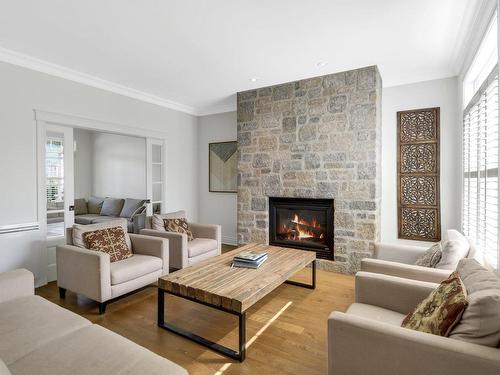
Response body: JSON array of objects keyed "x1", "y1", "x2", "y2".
[{"x1": 34, "y1": 109, "x2": 168, "y2": 284}]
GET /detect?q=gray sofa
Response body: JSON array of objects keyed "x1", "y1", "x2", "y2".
[
  {"x1": 74, "y1": 196, "x2": 146, "y2": 233},
  {"x1": 0, "y1": 269, "x2": 187, "y2": 375}
]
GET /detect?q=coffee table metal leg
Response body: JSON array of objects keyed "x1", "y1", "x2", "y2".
[
  {"x1": 157, "y1": 288, "x2": 246, "y2": 362},
  {"x1": 284, "y1": 259, "x2": 316, "y2": 289}
]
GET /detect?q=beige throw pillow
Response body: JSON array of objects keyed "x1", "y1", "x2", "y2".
[
  {"x1": 414, "y1": 243, "x2": 442, "y2": 267},
  {"x1": 449, "y1": 259, "x2": 500, "y2": 347},
  {"x1": 72, "y1": 218, "x2": 131, "y2": 251},
  {"x1": 401, "y1": 271, "x2": 468, "y2": 336},
  {"x1": 151, "y1": 210, "x2": 187, "y2": 231},
  {"x1": 436, "y1": 230, "x2": 470, "y2": 270}
]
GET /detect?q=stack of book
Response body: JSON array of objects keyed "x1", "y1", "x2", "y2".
[{"x1": 231, "y1": 250, "x2": 268, "y2": 269}]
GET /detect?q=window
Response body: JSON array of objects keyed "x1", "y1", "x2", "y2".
[
  {"x1": 462, "y1": 13, "x2": 499, "y2": 268},
  {"x1": 46, "y1": 137, "x2": 65, "y2": 238}
]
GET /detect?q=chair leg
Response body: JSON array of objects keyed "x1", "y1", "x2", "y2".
[
  {"x1": 59, "y1": 287, "x2": 66, "y2": 299},
  {"x1": 98, "y1": 302, "x2": 107, "y2": 315}
]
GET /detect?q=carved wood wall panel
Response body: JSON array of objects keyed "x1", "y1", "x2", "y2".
[{"x1": 397, "y1": 108, "x2": 441, "y2": 241}]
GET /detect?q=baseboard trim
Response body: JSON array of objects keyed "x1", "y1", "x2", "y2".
[{"x1": 222, "y1": 235, "x2": 238, "y2": 246}]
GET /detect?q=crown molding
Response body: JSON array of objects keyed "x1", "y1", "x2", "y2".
[
  {"x1": 0, "y1": 46, "x2": 197, "y2": 115},
  {"x1": 452, "y1": 0, "x2": 497, "y2": 77},
  {"x1": 196, "y1": 101, "x2": 237, "y2": 116}
]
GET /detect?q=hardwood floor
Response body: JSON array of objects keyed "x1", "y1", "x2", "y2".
[{"x1": 36, "y1": 245, "x2": 354, "y2": 375}]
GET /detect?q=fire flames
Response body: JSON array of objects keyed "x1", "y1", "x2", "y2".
[{"x1": 280, "y1": 213, "x2": 325, "y2": 241}]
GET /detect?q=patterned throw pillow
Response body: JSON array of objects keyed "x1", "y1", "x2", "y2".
[
  {"x1": 83, "y1": 226, "x2": 132, "y2": 262},
  {"x1": 401, "y1": 272, "x2": 468, "y2": 336},
  {"x1": 414, "y1": 242, "x2": 442, "y2": 267},
  {"x1": 163, "y1": 218, "x2": 194, "y2": 241}
]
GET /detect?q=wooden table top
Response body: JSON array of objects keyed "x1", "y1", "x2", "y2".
[{"x1": 158, "y1": 243, "x2": 316, "y2": 313}]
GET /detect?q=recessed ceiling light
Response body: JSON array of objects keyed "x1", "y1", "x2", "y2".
[
  {"x1": 249, "y1": 77, "x2": 258, "y2": 82},
  {"x1": 317, "y1": 62, "x2": 328, "y2": 67}
]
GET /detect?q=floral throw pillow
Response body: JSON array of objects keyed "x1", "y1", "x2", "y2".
[
  {"x1": 401, "y1": 271, "x2": 468, "y2": 336},
  {"x1": 163, "y1": 218, "x2": 194, "y2": 241},
  {"x1": 414, "y1": 242, "x2": 442, "y2": 268},
  {"x1": 83, "y1": 226, "x2": 132, "y2": 262}
]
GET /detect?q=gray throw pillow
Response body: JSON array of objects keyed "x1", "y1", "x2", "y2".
[
  {"x1": 449, "y1": 258, "x2": 500, "y2": 347},
  {"x1": 74, "y1": 198, "x2": 88, "y2": 215},
  {"x1": 120, "y1": 198, "x2": 146, "y2": 218},
  {"x1": 87, "y1": 196, "x2": 105, "y2": 214},
  {"x1": 414, "y1": 242, "x2": 442, "y2": 267},
  {"x1": 100, "y1": 198, "x2": 125, "y2": 217}
]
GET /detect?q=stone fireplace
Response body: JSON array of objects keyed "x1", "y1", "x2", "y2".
[{"x1": 237, "y1": 66, "x2": 382, "y2": 273}]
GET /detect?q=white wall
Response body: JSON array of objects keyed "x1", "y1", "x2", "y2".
[
  {"x1": 198, "y1": 112, "x2": 238, "y2": 245},
  {"x1": 0, "y1": 61, "x2": 198, "y2": 286},
  {"x1": 92, "y1": 132, "x2": 146, "y2": 198},
  {"x1": 381, "y1": 77, "x2": 461, "y2": 245},
  {"x1": 73, "y1": 128, "x2": 93, "y2": 199}
]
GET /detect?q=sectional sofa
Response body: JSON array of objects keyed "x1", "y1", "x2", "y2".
[{"x1": 74, "y1": 196, "x2": 146, "y2": 233}]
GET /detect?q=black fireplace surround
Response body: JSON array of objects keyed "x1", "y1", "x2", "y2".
[{"x1": 269, "y1": 197, "x2": 334, "y2": 260}]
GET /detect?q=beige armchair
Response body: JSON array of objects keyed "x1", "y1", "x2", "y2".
[
  {"x1": 140, "y1": 214, "x2": 221, "y2": 269},
  {"x1": 57, "y1": 228, "x2": 168, "y2": 314},
  {"x1": 361, "y1": 242, "x2": 452, "y2": 283},
  {"x1": 328, "y1": 272, "x2": 500, "y2": 375}
]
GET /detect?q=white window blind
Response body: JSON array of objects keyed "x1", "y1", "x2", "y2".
[{"x1": 463, "y1": 67, "x2": 499, "y2": 268}]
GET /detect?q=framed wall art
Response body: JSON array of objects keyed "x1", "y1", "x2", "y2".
[
  {"x1": 397, "y1": 107, "x2": 441, "y2": 241},
  {"x1": 209, "y1": 141, "x2": 237, "y2": 193}
]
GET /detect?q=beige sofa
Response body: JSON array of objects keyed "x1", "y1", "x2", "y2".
[
  {"x1": 0, "y1": 269, "x2": 187, "y2": 375},
  {"x1": 140, "y1": 212, "x2": 221, "y2": 269},
  {"x1": 328, "y1": 271, "x2": 500, "y2": 375},
  {"x1": 57, "y1": 221, "x2": 168, "y2": 314}
]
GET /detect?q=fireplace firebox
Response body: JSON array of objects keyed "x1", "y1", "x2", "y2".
[{"x1": 269, "y1": 197, "x2": 334, "y2": 260}]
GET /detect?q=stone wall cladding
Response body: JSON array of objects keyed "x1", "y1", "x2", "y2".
[{"x1": 237, "y1": 66, "x2": 382, "y2": 273}]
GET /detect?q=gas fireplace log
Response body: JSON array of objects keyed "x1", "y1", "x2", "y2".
[{"x1": 286, "y1": 220, "x2": 324, "y2": 236}]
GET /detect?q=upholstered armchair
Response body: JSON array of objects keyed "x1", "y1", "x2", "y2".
[
  {"x1": 328, "y1": 272, "x2": 500, "y2": 375},
  {"x1": 360, "y1": 230, "x2": 478, "y2": 284},
  {"x1": 140, "y1": 211, "x2": 221, "y2": 269},
  {"x1": 56, "y1": 220, "x2": 168, "y2": 314}
]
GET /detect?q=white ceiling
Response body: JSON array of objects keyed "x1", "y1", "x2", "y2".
[{"x1": 0, "y1": 0, "x2": 481, "y2": 115}]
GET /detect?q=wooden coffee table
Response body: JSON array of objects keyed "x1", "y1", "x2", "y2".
[{"x1": 157, "y1": 243, "x2": 316, "y2": 361}]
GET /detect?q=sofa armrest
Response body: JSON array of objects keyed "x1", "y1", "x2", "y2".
[
  {"x1": 361, "y1": 258, "x2": 452, "y2": 283},
  {"x1": 129, "y1": 233, "x2": 169, "y2": 275},
  {"x1": 140, "y1": 229, "x2": 188, "y2": 269},
  {"x1": 189, "y1": 223, "x2": 220, "y2": 240},
  {"x1": 355, "y1": 271, "x2": 437, "y2": 314},
  {"x1": 0, "y1": 269, "x2": 34, "y2": 303},
  {"x1": 328, "y1": 311, "x2": 500, "y2": 375},
  {"x1": 374, "y1": 242, "x2": 428, "y2": 264},
  {"x1": 56, "y1": 244, "x2": 111, "y2": 302}
]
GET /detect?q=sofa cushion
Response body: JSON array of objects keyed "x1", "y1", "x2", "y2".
[
  {"x1": 72, "y1": 219, "x2": 131, "y2": 251},
  {"x1": 100, "y1": 198, "x2": 125, "y2": 217},
  {"x1": 414, "y1": 242, "x2": 442, "y2": 268},
  {"x1": 120, "y1": 198, "x2": 146, "y2": 218},
  {"x1": 90, "y1": 216, "x2": 121, "y2": 224},
  {"x1": 401, "y1": 272, "x2": 468, "y2": 336},
  {"x1": 110, "y1": 254, "x2": 163, "y2": 285},
  {"x1": 0, "y1": 295, "x2": 91, "y2": 365},
  {"x1": 163, "y1": 218, "x2": 194, "y2": 241},
  {"x1": 73, "y1": 198, "x2": 88, "y2": 215},
  {"x1": 151, "y1": 210, "x2": 187, "y2": 231},
  {"x1": 8, "y1": 324, "x2": 188, "y2": 375},
  {"x1": 346, "y1": 303, "x2": 405, "y2": 326},
  {"x1": 450, "y1": 259, "x2": 500, "y2": 347},
  {"x1": 87, "y1": 196, "x2": 105, "y2": 214},
  {"x1": 74, "y1": 214, "x2": 101, "y2": 225},
  {"x1": 188, "y1": 238, "x2": 218, "y2": 258},
  {"x1": 83, "y1": 226, "x2": 132, "y2": 263},
  {"x1": 436, "y1": 230, "x2": 470, "y2": 270}
]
